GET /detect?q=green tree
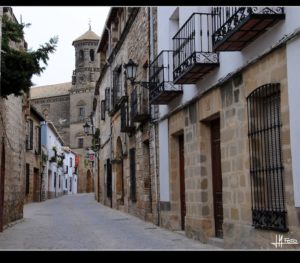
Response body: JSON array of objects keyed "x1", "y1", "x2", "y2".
[{"x1": 1, "y1": 13, "x2": 58, "y2": 98}]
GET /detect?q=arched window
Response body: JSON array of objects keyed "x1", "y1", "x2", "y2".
[
  {"x1": 90, "y1": 49, "x2": 94, "y2": 61},
  {"x1": 79, "y1": 50, "x2": 84, "y2": 61}
]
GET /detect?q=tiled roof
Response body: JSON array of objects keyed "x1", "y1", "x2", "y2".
[
  {"x1": 30, "y1": 82, "x2": 72, "y2": 99},
  {"x1": 72, "y1": 29, "x2": 100, "y2": 44}
]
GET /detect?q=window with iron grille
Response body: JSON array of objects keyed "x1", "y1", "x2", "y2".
[
  {"x1": 26, "y1": 119, "x2": 33, "y2": 150},
  {"x1": 101, "y1": 100, "x2": 106, "y2": 120},
  {"x1": 25, "y1": 163, "x2": 30, "y2": 194},
  {"x1": 79, "y1": 107, "x2": 85, "y2": 121},
  {"x1": 129, "y1": 148, "x2": 136, "y2": 202},
  {"x1": 247, "y1": 83, "x2": 288, "y2": 232},
  {"x1": 113, "y1": 66, "x2": 122, "y2": 108},
  {"x1": 105, "y1": 88, "x2": 110, "y2": 111},
  {"x1": 78, "y1": 138, "x2": 84, "y2": 148},
  {"x1": 106, "y1": 159, "x2": 112, "y2": 198}
]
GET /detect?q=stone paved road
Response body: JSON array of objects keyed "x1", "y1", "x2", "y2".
[{"x1": 0, "y1": 193, "x2": 220, "y2": 250}]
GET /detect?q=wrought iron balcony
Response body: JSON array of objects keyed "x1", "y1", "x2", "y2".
[
  {"x1": 149, "y1": 50, "x2": 182, "y2": 104},
  {"x1": 173, "y1": 13, "x2": 219, "y2": 85},
  {"x1": 131, "y1": 85, "x2": 150, "y2": 123},
  {"x1": 212, "y1": 7, "x2": 285, "y2": 51},
  {"x1": 120, "y1": 97, "x2": 134, "y2": 133}
]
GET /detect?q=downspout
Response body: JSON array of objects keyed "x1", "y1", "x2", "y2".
[{"x1": 149, "y1": 7, "x2": 160, "y2": 226}]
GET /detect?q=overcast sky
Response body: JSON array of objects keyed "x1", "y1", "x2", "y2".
[{"x1": 12, "y1": 6, "x2": 110, "y2": 87}]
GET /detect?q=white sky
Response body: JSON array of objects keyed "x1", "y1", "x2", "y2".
[{"x1": 12, "y1": 6, "x2": 110, "y2": 87}]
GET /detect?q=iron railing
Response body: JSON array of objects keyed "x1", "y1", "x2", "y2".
[
  {"x1": 149, "y1": 50, "x2": 182, "y2": 104},
  {"x1": 247, "y1": 83, "x2": 288, "y2": 232},
  {"x1": 120, "y1": 97, "x2": 134, "y2": 133},
  {"x1": 212, "y1": 7, "x2": 285, "y2": 49},
  {"x1": 173, "y1": 13, "x2": 219, "y2": 83},
  {"x1": 131, "y1": 85, "x2": 149, "y2": 122}
]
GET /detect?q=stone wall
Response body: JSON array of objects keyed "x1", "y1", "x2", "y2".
[
  {"x1": 0, "y1": 95, "x2": 27, "y2": 227},
  {"x1": 24, "y1": 114, "x2": 43, "y2": 204},
  {"x1": 31, "y1": 95, "x2": 70, "y2": 145}
]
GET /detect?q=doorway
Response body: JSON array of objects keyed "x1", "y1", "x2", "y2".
[
  {"x1": 0, "y1": 142, "x2": 5, "y2": 232},
  {"x1": 33, "y1": 168, "x2": 40, "y2": 202},
  {"x1": 210, "y1": 118, "x2": 223, "y2": 238},
  {"x1": 178, "y1": 134, "x2": 186, "y2": 230}
]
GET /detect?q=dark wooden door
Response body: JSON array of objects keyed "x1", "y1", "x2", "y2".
[
  {"x1": 211, "y1": 118, "x2": 223, "y2": 238},
  {"x1": 33, "y1": 168, "x2": 40, "y2": 202},
  {"x1": 179, "y1": 134, "x2": 186, "y2": 230},
  {"x1": 0, "y1": 142, "x2": 5, "y2": 232}
]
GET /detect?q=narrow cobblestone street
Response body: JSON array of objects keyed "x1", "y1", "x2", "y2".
[{"x1": 0, "y1": 194, "x2": 219, "y2": 250}]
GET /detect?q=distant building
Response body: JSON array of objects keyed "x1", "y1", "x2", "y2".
[{"x1": 31, "y1": 26, "x2": 101, "y2": 194}]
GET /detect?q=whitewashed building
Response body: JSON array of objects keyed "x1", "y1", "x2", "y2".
[
  {"x1": 41, "y1": 121, "x2": 65, "y2": 199},
  {"x1": 62, "y1": 146, "x2": 78, "y2": 195}
]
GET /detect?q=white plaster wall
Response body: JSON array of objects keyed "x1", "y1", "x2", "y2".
[
  {"x1": 286, "y1": 36, "x2": 300, "y2": 207},
  {"x1": 157, "y1": 7, "x2": 300, "y2": 119},
  {"x1": 159, "y1": 119, "x2": 170, "y2": 201}
]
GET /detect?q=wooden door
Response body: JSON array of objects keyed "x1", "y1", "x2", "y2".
[
  {"x1": 211, "y1": 118, "x2": 223, "y2": 238},
  {"x1": 33, "y1": 168, "x2": 40, "y2": 202},
  {"x1": 179, "y1": 134, "x2": 186, "y2": 230},
  {"x1": 0, "y1": 142, "x2": 5, "y2": 232}
]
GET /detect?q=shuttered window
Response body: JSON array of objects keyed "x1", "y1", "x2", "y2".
[{"x1": 247, "y1": 83, "x2": 287, "y2": 232}]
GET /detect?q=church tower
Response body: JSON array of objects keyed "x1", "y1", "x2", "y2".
[{"x1": 69, "y1": 25, "x2": 100, "y2": 193}]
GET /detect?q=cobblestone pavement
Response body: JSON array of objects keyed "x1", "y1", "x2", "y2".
[{"x1": 0, "y1": 193, "x2": 220, "y2": 250}]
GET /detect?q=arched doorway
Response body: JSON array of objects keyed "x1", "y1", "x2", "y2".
[
  {"x1": 116, "y1": 137, "x2": 124, "y2": 206},
  {"x1": 86, "y1": 169, "x2": 94, "y2": 193}
]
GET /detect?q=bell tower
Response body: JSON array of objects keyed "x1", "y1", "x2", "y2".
[{"x1": 69, "y1": 24, "x2": 100, "y2": 193}]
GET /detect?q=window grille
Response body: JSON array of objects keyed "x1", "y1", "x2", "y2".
[{"x1": 247, "y1": 83, "x2": 288, "y2": 232}]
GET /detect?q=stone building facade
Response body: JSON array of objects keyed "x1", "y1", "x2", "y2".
[
  {"x1": 93, "y1": 7, "x2": 159, "y2": 224},
  {"x1": 30, "y1": 27, "x2": 101, "y2": 193},
  {"x1": 24, "y1": 106, "x2": 45, "y2": 204},
  {"x1": 0, "y1": 7, "x2": 28, "y2": 231},
  {"x1": 154, "y1": 6, "x2": 300, "y2": 249}
]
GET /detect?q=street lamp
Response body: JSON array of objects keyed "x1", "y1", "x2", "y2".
[
  {"x1": 124, "y1": 59, "x2": 149, "y2": 88},
  {"x1": 83, "y1": 121, "x2": 91, "y2": 135}
]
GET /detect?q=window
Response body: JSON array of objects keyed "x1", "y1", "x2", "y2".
[
  {"x1": 26, "y1": 163, "x2": 30, "y2": 195},
  {"x1": 78, "y1": 138, "x2": 84, "y2": 148},
  {"x1": 59, "y1": 175, "x2": 61, "y2": 189},
  {"x1": 129, "y1": 148, "x2": 136, "y2": 202},
  {"x1": 113, "y1": 66, "x2": 122, "y2": 107},
  {"x1": 90, "y1": 49, "x2": 95, "y2": 61},
  {"x1": 101, "y1": 100, "x2": 106, "y2": 120},
  {"x1": 79, "y1": 50, "x2": 84, "y2": 61},
  {"x1": 79, "y1": 107, "x2": 85, "y2": 120},
  {"x1": 35, "y1": 126, "x2": 41, "y2": 154},
  {"x1": 26, "y1": 119, "x2": 33, "y2": 150},
  {"x1": 247, "y1": 83, "x2": 287, "y2": 232},
  {"x1": 105, "y1": 88, "x2": 110, "y2": 111},
  {"x1": 65, "y1": 179, "x2": 68, "y2": 189},
  {"x1": 70, "y1": 157, "x2": 72, "y2": 167}
]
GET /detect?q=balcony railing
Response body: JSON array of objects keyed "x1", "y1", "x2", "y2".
[
  {"x1": 173, "y1": 13, "x2": 219, "y2": 84},
  {"x1": 131, "y1": 85, "x2": 150, "y2": 123},
  {"x1": 212, "y1": 7, "x2": 285, "y2": 51},
  {"x1": 149, "y1": 50, "x2": 183, "y2": 104},
  {"x1": 120, "y1": 97, "x2": 134, "y2": 133}
]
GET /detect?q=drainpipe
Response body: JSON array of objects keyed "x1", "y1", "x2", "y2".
[{"x1": 148, "y1": 7, "x2": 160, "y2": 226}]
